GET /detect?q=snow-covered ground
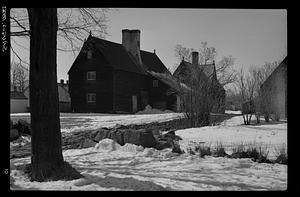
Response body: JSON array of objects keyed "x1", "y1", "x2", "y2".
[
  {"x1": 10, "y1": 112, "x2": 184, "y2": 133},
  {"x1": 176, "y1": 115, "x2": 287, "y2": 160},
  {"x1": 10, "y1": 112, "x2": 287, "y2": 191}
]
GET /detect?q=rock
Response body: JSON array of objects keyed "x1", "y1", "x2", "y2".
[
  {"x1": 16, "y1": 119, "x2": 31, "y2": 135},
  {"x1": 79, "y1": 138, "x2": 97, "y2": 149},
  {"x1": 114, "y1": 129, "x2": 125, "y2": 145},
  {"x1": 10, "y1": 129, "x2": 20, "y2": 141},
  {"x1": 94, "y1": 129, "x2": 110, "y2": 142},
  {"x1": 123, "y1": 129, "x2": 157, "y2": 148},
  {"x1": 155, "y1": 139, "x2": 173, "y2": 150}
]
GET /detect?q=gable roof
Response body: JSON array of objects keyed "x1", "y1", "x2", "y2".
[
  {"x1": 261, "y1": 56, "x2": 287, "y2": 89},
  {"x1": 174, "y1": 60, "x2": 216, "y2": 78},
  {"x1": 68, "y1": 36, "x2": 169, "y2": 76}
]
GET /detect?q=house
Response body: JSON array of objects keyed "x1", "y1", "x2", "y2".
[
  {"x1": 10, "y1": 87, "x2": 28, "y2": 113},
  {"x1": 260, "y1": 56, "x2": 287, "y2": 120},
  {"x1": 173, "y1": 51, "x2": 226, "y2": 113},
  {"x1": 68, "y1": 29, "x2": 178, "y2": 113},
  {"x1": 23, "y1": 79, "x2": 71, "y2": 112}
]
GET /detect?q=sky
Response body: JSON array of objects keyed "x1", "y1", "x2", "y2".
[{"x1": 10, "y1": 8, "x2": 287, "y2": 90}]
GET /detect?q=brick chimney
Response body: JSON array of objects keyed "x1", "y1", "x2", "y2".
[
  {"x1": 122, "y1": 29, "x2": 142, "y2": 65},
  {"x1": 192, "y1": 51, "x2": 199, "y2": 66}
]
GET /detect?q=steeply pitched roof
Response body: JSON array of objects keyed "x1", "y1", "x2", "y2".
[
  {"x1": 140, "y1": 50, "x2": 170, "y2": 74},
  {"x1": 174, "y1": 60, "x2": 215, "y2": 78},
  {"x1": 68, "y1": 36, "x2": 169, "y2": 75}
]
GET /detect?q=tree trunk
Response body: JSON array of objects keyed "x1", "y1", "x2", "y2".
[{"x1": 27, "y1": 8, "x2": 81, "y2": 181}]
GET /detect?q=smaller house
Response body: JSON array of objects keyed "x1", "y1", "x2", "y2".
[
  {"x1": 173, "y1": 51, "x2": 226, "y2": 113},
  {"x1": 23, "y1": 79, "x2": 71, "y2": 112},
  {"x1": 10, "y1": 88, "x2": 28, "y2": 113}
]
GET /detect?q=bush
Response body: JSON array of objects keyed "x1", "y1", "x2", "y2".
[
  {"x1": 230, "y1": 142, "x2": 272, "y2": 163},
  {"x1": 194, "y1": 143, "x2": 212, "y2": 158},
  {"x1": 275, "y1": 145, "x2": 287, "y2": 165},
  {"x1": 212, "y1": 142, "x2": 228, "y2": 157}
]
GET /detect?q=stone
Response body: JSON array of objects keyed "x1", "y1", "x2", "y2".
[
  {"x1": 94, "y1": 129, "x2": 110, "y2": 142},
  {"x1": 16, "y1": 119, "x2": 31, "y2": 135},
  {"x1": 155, "y1": 139, "x2": 172, "y2": 150},
  {"x1": 79, "y1": 138, "x2": 97, "y2": 149},
  {"x1": 123, "y1": 129, "x2": 156, "y2": 148},
  {"x1": 10, "y1": 129, "x2": 20, "y2": 141}
]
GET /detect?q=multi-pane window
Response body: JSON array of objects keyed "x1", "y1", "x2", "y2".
[
  {"x1": 87, "y1": 71, "x2": 96, "y2": 80},
  {"x1": 87, "y1": 93, "x2": 96, "y2": 103},
  {"x1": 153, "y1": 80, "x2": 159, "y2": 87}
]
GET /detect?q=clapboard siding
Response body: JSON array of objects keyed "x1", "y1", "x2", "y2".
[{"x1": 69, "y1": 51, "x2": 113, "y2": 113}]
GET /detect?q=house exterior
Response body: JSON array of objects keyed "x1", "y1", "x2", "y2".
[
  {"x1": 10, "y1": 90, "x2": 28, "y2": 113},
  {"x1": 260, "y1": 56, "x2": 287, "y2": 120},
  {"x1": 173, "y1": 51, "x2": 226, "y2": 113},
  {"x1": 23, "y1": 80, "x2": 71, "y2": 112},
  {"x1": 68, "y1": 29, "x2": 177, "y2": 113}
]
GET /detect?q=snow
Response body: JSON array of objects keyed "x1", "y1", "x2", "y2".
[
  {"x1": 10, "y1": 114, "x2": 287, "y2": 191},
  {"x1": 225, "y1": 110, "x2": 242, "y2": 115},
  {"x1": 10, "y1": 112, "x2": 184, "y2": 133},
  {"x1": 176, "y1": 115, "x2": 287, "y2": 160}
]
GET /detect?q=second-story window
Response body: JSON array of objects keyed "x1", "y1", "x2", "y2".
[{"x1": 87, "y1": 71, "x2": 96, "y2": 81}]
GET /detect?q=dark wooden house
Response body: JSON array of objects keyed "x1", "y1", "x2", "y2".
[
  {"x1": 68, "y1": 29, "x2": 177, "y2": 113},
  {"x1": 173, "y1": 51, "x2": 226, "y2": 113}
]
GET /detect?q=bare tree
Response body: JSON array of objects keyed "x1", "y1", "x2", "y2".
[
  {"x1": 10, "y1": 8, "x2": 110, "y2": 64},
  {"x1": 150, "y1": 64, "x2": 217, "y2": 127},
  {"x1": 236, "y1": 68, "x2": 256, "y2": 125},
  {"x1": 250, "y1": 61, "x2": 280, "y2": 122},
  {"x1": 11, "y1": 62, "x2": 28, "y2": 92},
  {"x1": 174, "y1": 44, "x2": 237, "y2": 88},
  {"x1": 198, "y1": 41, "x2": 217, "y2": 65},
  {"x1": 216, "y1": 55, "x2": 238, "y2": 87}
]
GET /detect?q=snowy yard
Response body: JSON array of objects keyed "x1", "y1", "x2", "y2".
[
  {"x1": 10, "y1": 111, "x2": 287, "y2": 191},
  {"x1": 10, "y1": 112, "x2": 184, "y2": 133}
]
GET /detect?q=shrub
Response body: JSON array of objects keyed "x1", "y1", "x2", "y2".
[
  {"x1": 194, "y1": 143, "x2": 212, "y2": 158},
  {"x1": 274, "y1": 145, "x2": 287, "y2": 165},
  {"x1": 230, "y1": 142, "x2": 272, "y2": 163},
  {"x1": 212, "y1": 142, "x2": 228, "y2": 157}
]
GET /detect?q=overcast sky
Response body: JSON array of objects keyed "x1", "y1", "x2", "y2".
[{"x1": 11, "y1": 8, "x2": 287, "y2": 89}]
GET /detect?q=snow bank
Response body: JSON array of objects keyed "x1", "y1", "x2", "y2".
[{"x1": 94, "y1": 139, "x2": 121, "y2": 152}]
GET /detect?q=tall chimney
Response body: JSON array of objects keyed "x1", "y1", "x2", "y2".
[
  {"x1": 122, "y1": 29, "x2": 142, "y2": 65},
  {"x1": 192, "y1": 51, "x2": 199, "y2": 66}
]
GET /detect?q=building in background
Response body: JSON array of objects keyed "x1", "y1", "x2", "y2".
[
  {"x1": 23, "y1": 79, "x2": 71, "y2": 112},
  {"x1": 260, "y1": 56, "x2": 287, "y2": 120},
  {"x1": 173, "y1": 51, "x2": 226, "y2": 113}
]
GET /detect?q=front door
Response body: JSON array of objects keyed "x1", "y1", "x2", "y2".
[{"x1": 132, "y1": 95, "x2": 138, "y2": 113}]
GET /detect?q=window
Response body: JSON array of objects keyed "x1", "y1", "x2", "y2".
[
  {"x1": 87, "y1": 93, "x2": 96, "y2": 103},
  {"x1": 153, "y1": 80, "x2": 158, "y2": 87},
  {"x1": 87, "y1": 71, "x2": 96, "y2": 80}
]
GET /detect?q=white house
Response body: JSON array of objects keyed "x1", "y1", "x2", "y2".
[{"x1": 23, "y1": 79, "x2": 71, "y2": 112}]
